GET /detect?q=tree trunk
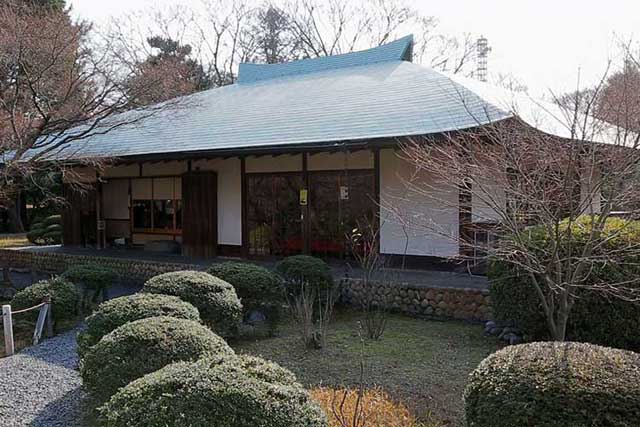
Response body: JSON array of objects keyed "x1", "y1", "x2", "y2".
[{"x1": 6, "y1": 199, "x2": 24, "y2": 233}]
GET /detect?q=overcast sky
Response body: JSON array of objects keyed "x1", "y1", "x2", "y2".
[{"x1": 69, "y1": 0, "x2": 640, "y2": 97}]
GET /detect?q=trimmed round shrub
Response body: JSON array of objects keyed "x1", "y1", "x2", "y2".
[
  {"x1": 77, "y1": 293, "x2": 201, "y2": 358},
  {"x1": 11, "y1": 277, "x2": 79, "y2": 323},
  {"x1": 100, "y1": 354, "x2": 327, "y2": 427},
  {"x1": 81, "y1": 316, "x2": 233, "y2": 404},
  {"x1": 62, "y1": 264, "x2": 118, "y2": 292},
  {"x1": 207, "y1": 262, "x2": 284, "y2": 328},
  {"x1": 489, "y1": 216, "x2": 640, "y2": 350},
  {"x1": 143, "y1": 271, "x2": 242, "y2": 337},
  {"x1": 27, "y1": 214, "x2": 62, "y2": 245},
  {"x1": 464, "y1": 342, "x2": 640, "y2": 427},
  {"x1": 275, "y1": 255, "x2": 333, "y2": 293}
]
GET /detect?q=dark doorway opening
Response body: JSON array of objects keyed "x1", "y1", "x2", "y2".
[{"x1": 245, "y1": 169, "x2": 376, "y2": 259}]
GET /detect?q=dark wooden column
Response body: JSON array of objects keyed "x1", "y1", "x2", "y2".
[
  {"x1": 373, "y1": 147, "x2": 381, "y2": 253},
  {"x1": 182, "y1": 172, "x2": 218, "y2": 258},
  {"x1": 458, "y1": 178, "x2": 473, "y2": 258},
  {"x1": 96, "y1": 175, "x2": 104, "y2": 250},
  {"x1": 302, "y1": 152, "x2": 310, "y2": 254},
  {"x1": 240, "y1": 157, "x2": 249, "y2": 258}
]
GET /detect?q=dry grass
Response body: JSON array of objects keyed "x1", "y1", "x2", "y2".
[
  {"x1": 311, "y1": 386, "x2": 424, "y2": 427},
  {"x1": 0, "y1": 233, "x2": 29, "y2": 248},
  {"x1": 234, "y1": 310, "x2": 501, "y2": 426}
]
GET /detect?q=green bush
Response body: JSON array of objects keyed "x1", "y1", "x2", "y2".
[
  {"x1": 77, "y1": 293, "x2": 201, "y2": 358},
  {"x1": 63, "y1": 264, "x2": 119, "y2": 292},
  {"x1": 207, "y1": 262, "x2": 284, "y2": 328},
  {"x1": 80, "y1": 316, "x2": 233, "y2": 404},
  {"x1": 464, "y1": 341, "x2": 640, "y2": 427},
  {"x1": 489, "y1": 216, "x2": 640, "y2": 350},
  {"x1": 100, "y1": 354, "x2": 327, "y2": 427},
  {"x1": 143, "y1": 271, "x2": 242, "y2": 337},
  {"x1": 11, "y1": 277, "x2": 79, "y2": 323},
  {"x1": 275, "y1": 255, "x2": 333, "y2": 294},
  {"x1": 27, "y1": 214, "x2": 62, "y2": 245}
]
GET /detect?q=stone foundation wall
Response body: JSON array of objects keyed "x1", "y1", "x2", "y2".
[
  {"x1": 342, "y1": 279, "x2": 492, "y2": 322},
  {"x1": 0, "y1": 249, "x2": 203, "y2": 284},
  {"x1": 1, "y1": 249, "x2": 493, "y2": 322}
]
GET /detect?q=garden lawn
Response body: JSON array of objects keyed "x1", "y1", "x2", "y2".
[
  {"x1": 234, "y1": 310, "x2": 501, "y2": 427},
  {"x1": 0, "y1": 233, "x2": 29, "y2": 248}
]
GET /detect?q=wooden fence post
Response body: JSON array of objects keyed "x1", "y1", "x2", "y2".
[{"x1": 2, "y1": 304, "x2": 14, "y2": 356}]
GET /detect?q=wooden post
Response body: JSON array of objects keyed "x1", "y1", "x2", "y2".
[
  {"x1": 2, "y1": 304, "x2": 14, "y2": 356},
  {"x1": 302, "y1": 152, "x2": 310, "y2": 254},
  {"x1": 45, "y1": 299, "x2": 54, "y2": 338}
]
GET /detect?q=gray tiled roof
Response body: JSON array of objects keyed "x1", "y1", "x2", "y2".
[{"x1": 44, "y1": 35, "x2": 616, "y2": 161}]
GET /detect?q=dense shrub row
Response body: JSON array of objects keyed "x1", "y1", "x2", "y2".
[
  {"x1": 80, "y1": 316, "x2": 233, "y2": 404},
  {"x1": 11, "y1": 277, "x2": 79, "y2": 323},
  {"x1": 275, "y1": 255, "x2": 334, "y2": 294},
  {"x1": 76, "y1": 263, "x2": 329, "y2": 426},
  {"x1": 143, "y1": 271, "x2": 242, "y2": 337},
  {"x1": 77, "y1": 293, "x2": 201, "y2": 357},
  {"x1": 464, "y1": 341, "x2": 640, "y2": 427},
  {"x1": 207, "y1": 261, "x2": 284, "y2": 330},
  {"x1": 101, "y1": 355, "x2": 327, "y2": 427},
  {"x1": 26, "y1": 214, "x2": 62, "y2": 245},
  {"x1": 489, "y1": 216, "x2": 640, "y2": 350}
]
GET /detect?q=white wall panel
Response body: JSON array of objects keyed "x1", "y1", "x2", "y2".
[
  {"x1": 308, "y1": 150, "x2": 373, "y2": 171},
  {"x1": 192, "y1": 158, "x2": 242, "y2": 245},
  {"x1": 142, "y1": 161, "x2": 187, "y2": 176},
  {"x1": 104, "y1": 164, "x2": 139, "y2": 178},
  {"x1": 379, "y1": 149, "x2": 459, "y2": 257},
  {"x1": 246, "y1": 154, "x2": 301, "y2": 172},
  {"x1": 103, "y1": 179, "x2": 129, "y2": 220}
]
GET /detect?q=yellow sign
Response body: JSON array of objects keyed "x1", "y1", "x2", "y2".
[{"x1": 299, "y1": 189, "x2": 308, "y2": 206}]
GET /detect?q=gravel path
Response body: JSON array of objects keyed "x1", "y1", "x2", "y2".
[{"x1": 0, "y1": 328, "x2": 84, "y2": 427}]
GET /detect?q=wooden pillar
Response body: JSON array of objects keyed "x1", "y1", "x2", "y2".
[
  {"x1": 302, "y1": 152, "x2": 310, "y2": 254},
  {"x1": 373, "y1": 147, "x2": 381, "y2": 253},
  {"x1": 240, "y1": 157, "x2": 249, "y2": 258},
  {"x1": 458, "y1": 178, "x2": 473, "y2": 259},
  {"x1": 96, "y1": 177, "x2": 104, "y2": 250}
]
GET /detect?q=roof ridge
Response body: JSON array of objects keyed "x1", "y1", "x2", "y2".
[{"x1": 237, "y1": 35, "x2": 413, "y2": 84}]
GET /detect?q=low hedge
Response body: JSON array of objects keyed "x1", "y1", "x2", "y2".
[
  {"x1": 27, "y1": 214, "x2": 62, "y2": 245},
  {"x1": 489, "y1": 216, "x2": 640, "y2": 350},
  {"x1": 81, "y1": 316, "x2": 233, "y2": 404},
  {"x1": 62, "y1": 264, "x2": 118, "y2": 292},
  {"x1": 207, "y1": 262, "x2": 284, "y2": 328},
  {"x1": 275, "y1": 255, "x2": 333, "y2": 294},
  {"x1": 11, "y1": 277, "x2": 79, "y2": 323},
  {"x1": 142, "y1": 271, "x2": 242, "y2": 337},
  {"x1": 77, "y1": 293, "x2": 201, "y2": 358},
  {"x1": 464, "y1": 341, "x2": 640, "y2": 427},
  {"x1": 100, "y1": 355, "x2": 327, "y2": 427}
]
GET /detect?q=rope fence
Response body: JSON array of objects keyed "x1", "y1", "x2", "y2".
[{"x1": 2, "y1": 297, "x2": 53, "y2": 356}]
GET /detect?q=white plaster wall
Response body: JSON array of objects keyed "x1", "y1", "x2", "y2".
[
  {"x1": 471, "y1": 159, "x2": 507, "y2": 223},
  {"x1": 246, "y1": 154, "x2": 301, "y2": 172},
  {"x1": 379, "y1": 149, "x2": 459, "y2": 257},
  {"x1": 142, "y1": 161, "x2": 187, "y2": 176},
  {"x1": 63, "y1": 167, "x2": 96, "y2": 183},
  {"x1": 308, "y1": 150, "x2": 373, "y2": 171},
  {"x1": 192, "y1": 158, "x2": 242, "y2": 246},
  {"x1": 103, "y1": 180, "x2": 129, "y2": 219},
  {"x1": 104, "y1": 164, "x2": 139, "y2": 178},
  {"x1": 580, "y1": 165, "x2": 602, "y2": 214}
]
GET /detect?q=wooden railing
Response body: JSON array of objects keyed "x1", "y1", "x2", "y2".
[{"x1": 2, "y1": 297, "x2": 53, "y2": 356}]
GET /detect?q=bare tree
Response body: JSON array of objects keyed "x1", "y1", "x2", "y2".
[
  {"x1": 104, "y1": 0, "x2": 478, "y2": 88},
  {"x1": 348, "y1": 218, "x2": 388, "y2": 340},
  {"x1": 0, "y1": 2, "x2": 182, "y2": 220},
  {"x1": 389, "y1": 52, "x2": 640, "y2": 341}
]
